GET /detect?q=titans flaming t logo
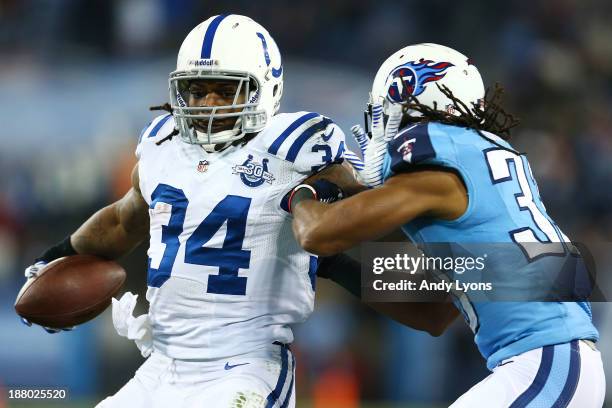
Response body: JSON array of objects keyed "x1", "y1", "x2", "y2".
[{"x1": 386, "y1": 59, "x2": 454, "y2": 103}]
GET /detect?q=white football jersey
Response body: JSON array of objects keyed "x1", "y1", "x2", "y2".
[{"x1": 135, "y1": 111, "x2": 346, "y2": 360}]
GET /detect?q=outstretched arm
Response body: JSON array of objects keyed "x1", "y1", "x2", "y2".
[
  {"x1": 70, "y1": 164, "x2": 149, "y2": 259},
  {"x1": 370, "y1": 301, "x2": 460, "y2": 336},
  {"x1": 292, "y1": 168, "x2": 467, "y2": 256},
  {"x1": 317, "y1": 253, "x2": 459, "y2": 336}
]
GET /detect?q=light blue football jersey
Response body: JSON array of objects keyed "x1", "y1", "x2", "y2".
[{"x1": 381, "y1": 122, "x2": 599, "y2": 370}]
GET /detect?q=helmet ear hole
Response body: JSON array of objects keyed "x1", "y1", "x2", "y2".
[{"x1": 273, "y1": 84, "x2": 278, "y2": 96}]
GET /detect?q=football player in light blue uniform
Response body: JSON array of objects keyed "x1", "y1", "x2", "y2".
[{"x1": 288, "y1": 43, "x2": 605, "y2": 407}]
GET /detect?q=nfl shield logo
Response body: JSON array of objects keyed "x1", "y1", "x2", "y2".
[{"x1": 197, "y1": 160, "x2": 209, "y2": 173}]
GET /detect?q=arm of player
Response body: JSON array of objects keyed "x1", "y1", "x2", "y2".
[
  {"x1": 22, "y1": 165, "x2": 149, "y2": 332},
  {"x1": 70, "y1": 164, "x2": 149, "y2": 259},
  {"x1": 369, "y1": 301, "x2": 460, "y2": 337},
  {"x1": 302, "y1": 161, "x2": 368, "y2": 197},
  {"x1": 317, "y1": 253, "x2": 459, "y2": 336},
  {"x1": 292, "y1": 169, "x2": 467, "y2": 256}
]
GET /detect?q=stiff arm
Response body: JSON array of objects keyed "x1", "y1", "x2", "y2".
[
  {"x1": 299, "y1": 166, "x2": 466, "y2": 335},
  {"x1": 293, "y1": 168, "x2": 468, "y2": 256}
]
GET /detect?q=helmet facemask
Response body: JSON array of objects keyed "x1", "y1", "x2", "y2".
[{"x1": 169, "y1": 69, "x2": 268, "y2": 148}]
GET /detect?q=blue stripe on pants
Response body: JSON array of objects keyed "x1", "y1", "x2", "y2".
[
  {"x1": 265, "y1": 345, "x2": 289, "y2": 408},
  {"x1": 509, "y1": 345, "x2": 554, "y2": 408},
  {"x1": 279, "y1": 354, "x2": 295, "y2": 408},
  {"x1": 552, "y1": 340, "x2": 581, "y2": 408},
  {"x1": 510, "y1": 341, "x2": 582, "y2": 408}
]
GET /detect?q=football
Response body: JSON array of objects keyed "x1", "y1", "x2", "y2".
[{"x1": 15, "y1": 255, "x2": 126, "y2": 329}]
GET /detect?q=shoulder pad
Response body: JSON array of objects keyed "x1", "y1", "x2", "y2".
[
  {"x1": 257, "y1": 111, "x2": 346, "y2": 173},
  {"x1": 135, "y1": 114, "x2": 176, "y2": 158},
  {"x1": 387, "y1": 122, "x2": 437, "y2": 174}
]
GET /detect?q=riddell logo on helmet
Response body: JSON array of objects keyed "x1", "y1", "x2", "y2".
[
  {"x1": 176, "y1": 92, "x2": 187, "y2": 107},
  {"x1": 248, "y1": 89, "x2": 260, "y2": 104},
  {"x1": 188, "y1": 59, "x2": 219, "y2": 67}
]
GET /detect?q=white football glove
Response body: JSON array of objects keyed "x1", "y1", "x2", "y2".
[
  {"x1": 24, "y1": 261, "x2": 47, "y2": 279},
  {"x1": 112, "y1": 292, "x2": 153, "y2": 358},
  {"x1": 344, "y1": 103, "x2": 403, "y2": 187},
  {"x1": 21, "y1": 261, "x2": 74, "y2": 333}
]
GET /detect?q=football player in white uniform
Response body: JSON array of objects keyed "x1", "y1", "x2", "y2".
[{"x1": 21, "y1": 14, "x2": 355, "y2": 408}]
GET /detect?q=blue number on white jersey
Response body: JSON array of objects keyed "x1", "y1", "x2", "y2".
[
  {"x1": 185, "y1": 195, "x2": 251, "y2": 295},
  {"x1": 148, "y1": 184, "x2": 188, "y2": 286},
  {"x1": 135, "y1": 111, "x2": 346, "y2": 360},
  {"x1": 148, "y1": 188, "x2": 252, "y2": 295}
]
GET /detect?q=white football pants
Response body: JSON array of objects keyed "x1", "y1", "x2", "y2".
[
  {"x1": 451, "y1": 340, "x2": 605, "y2": 408},
  {"x1": 96, "y1": 343, "x2": 295, "y2": 408}
]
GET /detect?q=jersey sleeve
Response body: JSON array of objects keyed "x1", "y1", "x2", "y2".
[
  {"x1": 262, "y1": 111, "x2": 346, "y2": 175},
  {"x1": 134, "y1": 113, "x2": 176, "y2": 203},
  {"x1": 135, "y1": 113, "x2": 175, "y2": 160},
  {"x1": 384, "y1": 122, "x2": 437, "y2": 175},
  {"x1": 383, "y1": 121, "x2": 466, "y2": 182}
]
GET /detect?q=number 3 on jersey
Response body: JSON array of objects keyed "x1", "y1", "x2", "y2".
[
  {"x1": 485, "y1": 149, "x2": 573, "y2": 260},
  {"x1": 147, "y1": 184, "x2": 251, "y2": 295}
]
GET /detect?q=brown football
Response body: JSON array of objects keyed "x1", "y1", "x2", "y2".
[{"x1": 15, "y1": 255, "x2": 126, "y2": 329}]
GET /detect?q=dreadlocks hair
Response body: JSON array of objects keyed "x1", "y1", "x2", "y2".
[
  {"x1": 150, "y1": 103, "x2": 172, "y2": 113},
  {"x1": 149, "y1": 103, "x2": 179, "y2": 145},
  {"x1": 403, "y1": 83, "x2": 520, "y2": 140}
]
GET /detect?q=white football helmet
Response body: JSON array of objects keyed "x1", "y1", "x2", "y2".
[
  {"x1": 369, "y1": 43, "x2": 484, "y2": 122},
  {"x1": 169, "y1": 14, "x2": 284, "y2": 147}
]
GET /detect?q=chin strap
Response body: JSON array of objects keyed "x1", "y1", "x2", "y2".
[
  {"x1": 200, "y1": 131, "x2": 258, "y2": 153},
  {"x1": 201, "y1": 141, "x2": 232, "y2": 153}
]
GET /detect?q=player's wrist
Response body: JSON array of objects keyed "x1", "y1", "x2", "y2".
[
  {"x1": 310, "y1": 179, "x2": 344, "y2": 204},
  {"x1": 288, "y1": 184, "x2": 318, "y2": 213},
  {"x1": 287, "y1": 180, "x2": 345, "y2": 213},
  {"x1": 35, "y1": 236, "x2": 78, "y2": 264}
]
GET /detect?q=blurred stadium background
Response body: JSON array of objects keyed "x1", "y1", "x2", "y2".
[{"x1": 1, "y1": 0, "x2": 611, "y2": 407}]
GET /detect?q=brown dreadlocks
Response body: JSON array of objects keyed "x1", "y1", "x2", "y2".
[
  {"x1": 149, "y1": 103, "x2": 179, "y2": 145},
  {"x1": 403, "y1": 83, "x2": 520, "y2": 140}
]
